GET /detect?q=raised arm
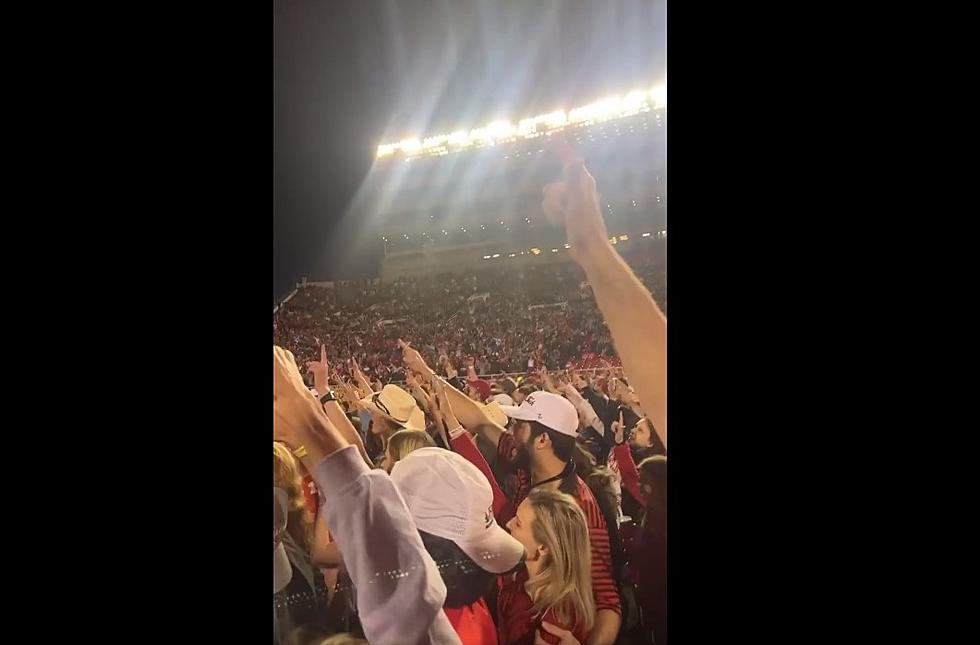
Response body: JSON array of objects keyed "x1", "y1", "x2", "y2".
[
  {"x1": 274, "y1": 346, "x2": 461, "y2": 645},
  {"x1": 350, "y1": 357, "x2": 374, "y2": 399},
  {"x1": 400, "y1": 339, "x2": 505, "y2": 447},
  {"x1": 307, "y1": 345, "x2": 371, "y2": 467},
  {"x1": 543, "y1": 141, "x2": 667, "y2": 448}
]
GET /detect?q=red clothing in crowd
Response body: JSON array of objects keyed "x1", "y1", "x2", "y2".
[
  {"x1": 497, "y1": 433, "x2": 622, "y2": 618},
  {"x1": 612, "y1": 443, "x2": 642, "y2": 510},
  {"x1": 450, "y1": 432, "x2": 515, "y2": 521},
  {"x1": 497, "y1": 567, "x2": 590, "y2": 645},
  {"x1": 444, "y1": 597, "x2": 498, "y2": 645},
  {"x1": 301, "y1": 474, "x2": 320, "y2": 515}
]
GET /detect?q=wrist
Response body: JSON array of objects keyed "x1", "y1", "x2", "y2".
[{"x1": 579, "y1": 243, "x2": 620, "y2": 276}]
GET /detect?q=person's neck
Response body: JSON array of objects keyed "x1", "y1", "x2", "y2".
[{"x1": 531, "y1": 452, "x2": 567, "y2": 488}]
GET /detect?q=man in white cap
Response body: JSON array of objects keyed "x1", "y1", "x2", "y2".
[{"x1": 493, "y1": 391, "x2": 623, "y2": 645}]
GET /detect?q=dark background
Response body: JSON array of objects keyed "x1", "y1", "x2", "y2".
[{"x1": 274, "y1": 0, "x2": 666, "y2": 301}]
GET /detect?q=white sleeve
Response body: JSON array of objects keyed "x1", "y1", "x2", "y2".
[
  {"x1": 573, "y1": 397, "x2": 605, "y2": 436},
  {"x1": 313, "y1": 446, "x2": 461, "y2": 645}
]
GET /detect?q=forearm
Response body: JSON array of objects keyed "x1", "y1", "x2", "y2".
[
  {"x1": 353, "y1": 371, "x2": 373, "y2": 398},
  {"x1": 442, "y1": 378, "x2": 504, "y2": 445},
  {"x1": 581, "y1": 245, "x2": 667, "y2": 448},
  {"x1": 287, "y1": 408, "x2": 351, "y2": 473},
  {"x1": 322, "y1": 400, "x2": 372, "y2": 467}
]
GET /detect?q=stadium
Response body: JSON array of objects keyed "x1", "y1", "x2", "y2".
[
  {"x1": 273, "y1": 3, "x2": 667, "y2": 644},
  {"x1": 274, "y1": 85, "x2": 666, "y2": 381}
]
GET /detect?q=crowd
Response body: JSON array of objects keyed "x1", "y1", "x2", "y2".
[
  {"x1": 274, "y1": 143, "x2": 667, "y2": 645},
  {"x1": 274, "y1": 254, "x2": 664, "y2": 384}
]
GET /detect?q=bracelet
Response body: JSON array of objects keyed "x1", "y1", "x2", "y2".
[
  {"x1": 320, "y1": 390, "x2": 337, "y2": 405},
  {"x1": 292, "y1": 445, "x2": 309, "y2": 458}
]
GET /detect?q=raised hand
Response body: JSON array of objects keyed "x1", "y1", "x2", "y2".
[
  {"x1": 541, "y1": 139, "x2": 610, "y2": 267},
  {"x1": 398, "y1": 338, "x2": 429, "y2": 375},
  {"x1": 305, "y1": 344, "x2": 330, "y2": 395},
  {"x1": 274, "y1": 346, "x2": 324, "y2": 448},
  {"x1": 611, "y1": 409, "x2": 626, "y2": 444}
]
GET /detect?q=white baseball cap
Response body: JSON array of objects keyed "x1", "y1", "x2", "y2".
[
  {"x1": 273, "y1": 488, "x2": 292, "y2": 593},
  {"x1": 391, "y1": 447, "x2": 525, "y2": 574},
  {"x1": 499, "y1": 390, "x2": 579, "y2": 437}
]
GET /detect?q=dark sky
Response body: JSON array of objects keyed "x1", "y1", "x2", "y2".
[{"x1": 274, "y1": 0, "x2": 665, "y2": 302}]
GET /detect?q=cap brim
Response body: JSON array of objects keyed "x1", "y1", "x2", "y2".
[
  {"x1": 499, "y1": 404, "x2": 538, "y2": 421},
  {"x1": 274, "y1": 543, "x2": 292, "y2": 593},
  {"x1": 455, "y1": 522, "x2": 526, "y2": 575}
]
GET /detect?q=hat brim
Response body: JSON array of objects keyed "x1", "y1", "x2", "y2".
[
  {"x1": 359, "y1": 395, "x2": 426, "y2": 431},
  {"x1": 455, "y1": 521, "x2": 526, "y2": 575},
  {"x1": 482, "y1": 401, "x2": 509, "y2": 427},
  {"x1": 274, "y1": 543, "x2": 292, "y2": 593}
]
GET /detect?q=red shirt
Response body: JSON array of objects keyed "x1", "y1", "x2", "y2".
[
  {"x1": 497, "y1": 433, "x2": 622, "y2": 616},
  {"x1": 444, "y1": 598, "x2": 498, "y2": 645},
  {"x1": 497, "y1": 567, "x2": 590, "y2": 645}
]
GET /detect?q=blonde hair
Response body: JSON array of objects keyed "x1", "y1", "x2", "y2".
[
  {"x1": 525, "y1": 489, "x2": 596, "y2": 633},
  {"x1": 273, "y1": 442, "x2": 312, "y2": 550},
  {"x1": 385, "y1": 429, "x2": 434, "y2": 466}
]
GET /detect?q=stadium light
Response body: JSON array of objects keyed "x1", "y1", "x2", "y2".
[
  {"x1": 492, "y1": 253, "x2": 500, "y2": 258},
  {"x1": 642, "y1": 232, "x2": 652, "y2": 237},
  {"x1": 551, "y1": 248, "x2": 558, "y2": 253},
  {"x1": 376, "y1": 83, "x2": 665, "y2": 159},
  {"x1": 483, "y1": 255, "x2": 492, "y2": 260},
  {"x1": 619, "y1": 235, "x2": 629, "y2": 241},
  {"x1": 508, "y1": 253, "x2": 517, "y2": 258}
]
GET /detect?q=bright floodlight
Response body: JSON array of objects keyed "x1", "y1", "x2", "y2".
[{"x1": 377, "y1": 83, "x2": 664, "y2": 160}]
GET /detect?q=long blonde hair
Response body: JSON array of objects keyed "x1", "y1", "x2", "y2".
[
  {"x1": 385, "y1": 429, "x2": 434, "y2": 465},
  {"x1": 273, "y1": 442, "x2": 312, "y2": 550},
  {"x1": 525, "y1": 489, "x2": 596, "y2": 633}
]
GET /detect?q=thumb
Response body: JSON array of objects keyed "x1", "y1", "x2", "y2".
[{"x1": 619, "y1": 410, "x2": 624, "y2": 426}]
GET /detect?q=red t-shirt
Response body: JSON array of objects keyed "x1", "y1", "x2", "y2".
[
  {"x1": 444, "y1": 598, "x2": 498, "y2": 645},
  {"x1": 497, "y1": 567, "x2": 590, "y2": 645},
  {"x1": 497, "y1": 433, "x2": 621, "y2": 616}
]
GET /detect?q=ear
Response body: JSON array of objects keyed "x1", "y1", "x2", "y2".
[{"x1": 535, "y1": 432, "x2": 551, "y2": 451}]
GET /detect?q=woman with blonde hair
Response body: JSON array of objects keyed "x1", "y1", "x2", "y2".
[
  {"x1": 380, "y1": 428, "x2": 434, "y2": 473},
  {"x1": 499, "y1": 489, "x2": 595, "y2": 645}
]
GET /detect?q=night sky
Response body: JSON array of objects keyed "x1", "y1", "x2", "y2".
[{"x1": 274, "y1": 0, "x2": 665, "y2": 302}]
